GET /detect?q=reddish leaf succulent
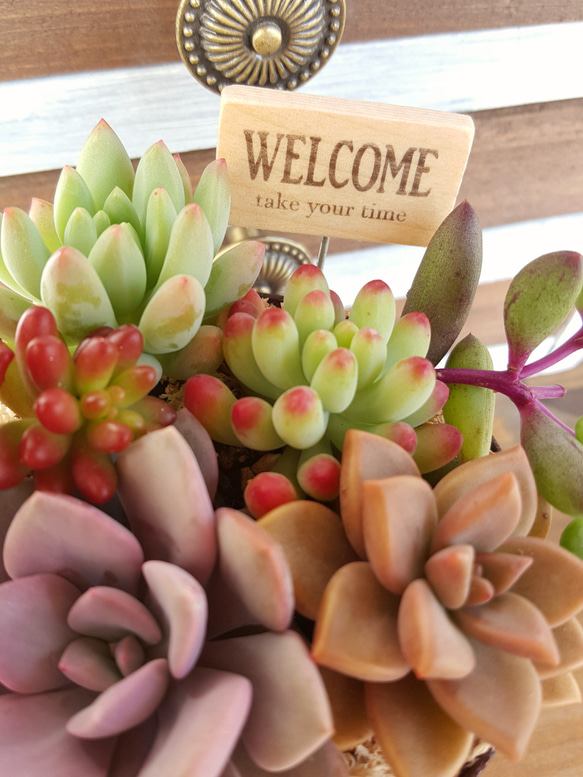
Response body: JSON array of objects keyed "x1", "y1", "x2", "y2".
[
  {"x1": 0, "y1": 426, "x2": 343, "y2": 777},
  {"x1": 259, "y1": 430, "x2": 583, "y2": 777},
  {"x1": 0, "y1": 306, "x2": 175, "y2": 503}
]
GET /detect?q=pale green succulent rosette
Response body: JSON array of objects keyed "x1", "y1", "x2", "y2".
[{"x1": 0, "y1": 120, "x2": 263, "y2": 377}]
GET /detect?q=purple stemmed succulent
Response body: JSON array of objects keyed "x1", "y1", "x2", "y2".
[{"x1": 0, "y1": 425, "x2": 345, "y2": 777}]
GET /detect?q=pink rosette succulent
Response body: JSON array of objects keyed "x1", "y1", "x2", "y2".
[
  {"x1": 0, "y1": 424, "x2": 344, "y2": 777},
  {"x1": 258, "y1": 430, "x2": 583, "y2": 777}
]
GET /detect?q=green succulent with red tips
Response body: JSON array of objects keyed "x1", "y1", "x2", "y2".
[
  {"x1": 184, "y1": 266, "x2": 463, "y2": 515},
  {"x1": 0, "y1": 306, "x2": 175, "y2": 504},
  {"x1": 0, "y1": 120, "x2": 264, "y2": 378}
]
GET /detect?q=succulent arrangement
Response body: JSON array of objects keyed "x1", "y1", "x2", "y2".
[
  {"x1": 258, "y1": 429, "x2": 583, "y2": 777},
  {"x1": 0, "y1": 120, "x2": 265, "y2": 378},
  {"x1": 1, "y1": 120, "x2": 583, "y2": 777}
]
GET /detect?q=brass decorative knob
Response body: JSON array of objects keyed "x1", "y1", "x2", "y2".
[{"x1": 176, "y1": 0, "x2": 346, "y2": 94}]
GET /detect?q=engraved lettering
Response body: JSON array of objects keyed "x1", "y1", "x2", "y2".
[
  {"x1": 281, "y1": 134, "x2": 306, "y2": 185},
  {"x1": 304, "y1": 137, "x2": 326, "y2": 187},
  {"x1": 329, "y1": 141, "x2": 353, "y2": 189},
  {"x1": 352, "y1": 143, "x2": 382, "y2": 192},
  {"x1": 409, "y1": 148, "x2": 438, "y2": 197},
  {"x1": 377, "y1": 146, "x2": 416, "y2": 195},
  {"x1": 244, "y1": 130, "x2": 284, "y2": 181}
]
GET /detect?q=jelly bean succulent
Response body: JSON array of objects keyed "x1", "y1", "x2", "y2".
[
  {"x1": 258, "y1": 429, "x2": 583, "y2": 777},
  {"x1": 0, "y1": 306, "x2": 175, "y2": 504},
  {"x1": 184, "y1": 263, "x2": 464, "y2": 512},
  {"x1": 0, "y1": 425, "x2": 345, "y2": 777},
  {"x1": 0, "y1": 120, "x2": 265, "y2": 377}
]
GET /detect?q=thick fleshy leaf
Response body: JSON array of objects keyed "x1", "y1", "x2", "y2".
[
  {"x1": 222, "y1": 312, "x2": 280, "y2": 400},
  {"x1": 232, "y1": 740, "x2": 349, "y2": 777},
  {"x1": 504, "y1": 251, "x2": 583, "y2": 371},
  {"x1": 430, "y1": 471, "x2": 521, "y2": 554},
  {"x1": 192, "y1": 158, "x2": 230, "y2": 254},
  {"x1": 427, "y1": 638, "x2": 542, "y2": 761},
  {"x1": 318, "y1": 667, "x2": 372, "y2": 751},
  {"x1": 282, "y1": 265, "x2": 330, "y2": 318},
  {"x1": 424, "y1": 545, "x2": 475, "y2": 609},
  {"x1": 519, "y1": 402, "x2": 583, "y2": 516},
  {"x1": 412, "y1": 423, "x2": 463, "y2": 474},
  {"x1": 183, "y1": 374, "x2": 240, "y2": 446},
  {"x1": 272, "y1": 387, "x2": 328, "y2": 449},
  {"x1": 201, "y1": 631, "x2": 333, "y2": 772},
  {"x1": 132, "y1": 140, "x2": 185, "y2": 227},
  {"x1": 206, "y1": 508, "x2": 293, "y2": 638},
  {"x1": 455, "y1": 592, "x2": 559, "y2": 665},
  {"x1": 339, "y1": 430, "x2": 421, "y2": 559},
  {"x1": 54, "y1": 165, "x2": 96, "y2": 240},
  {"x1": 142, "y1": 560, "x2": 207, "y2": 679},
  {"x1": 0, "y1": 285, "x2": 33, "y2": 341},
  {"x1": 116, "y1": 426, "x2": 217, "y2": 584},
  {"x1": 398, "y1": 579, "x2": 476, "y2": 679},
  {"x1": 144, "y1": 187, "x2": 177, "y2": 287},
  {"x1": 344, "y1": 356, "x2": 436, "y2": 424},
  {"x1": 366, "y1": 673, "x2": 474, "y2": 777},
  {"x1": 67, "y1": 586, "x2": 162, "y2": 644},
  {"x1": 498, "y1": 536, "x2": 583, "y2": 626},
  {"x1": 349, "y1": 280, "x2": 396, "y2": 343},
  {"x1": 0, "y1": 573, "x2": 79, "y2": 693},
  {"x1": 103, "y1": 187, "x2": 142, "y2": 237},
  {"x1": 138, "y1": 274, "x2": 205, "y2": 354},
  {"x1": 1, "y1": 207, "x2": 51, "y2": 299},
  {"x1": 108, "y1": 716, "x2": 157, "y2": 777},
  {"x1": 41, "y1": 246, "x2": 118, "y2": 341},
  {"x1": 204, "y1": 240, "x2": 265, "y2": 319},
  {"x1": 88, "y1": 224, "x2": 147, "y2": 317},
  {"x1": 67, "y1": 659, "x2": 169, "y2": 739},
  {"x1": 59, "y1": 636, "x2": 122, "y2": 691},
  {"x1": 29, "y1": 197, "x2": 61, "y2": 253},
  {"x1": 156, "y1": 204, "x2": 214, "y2": 290},
  {"x1": 401, "y1": 200, "x2": 482, "y2": 365},
  {"x1": 433, "y1": 445, "x2": 537, "y2": 537},
  {"x1": 76, "y1": 119, "x2": 135, "y2": 210},
  {"x1": 362, "y1": 476, "x2": 437, "y2": 595},
  {"x1": 136, "y1": 666, "x2": 252, "y2": 777},
  {"x1": 4, "y1": 491, "x2": 143, "y2": 593},
  {"x1": 114, "y1": 635, "x2": 146, "y2": 677},
  {"x1": 64, "y1": 207, "x2": 98, "y2": 256},
  {"x1": 0, "y1": 687, "x2": 114, "y2": 777},
  {"x1": 173, "y1": 408, "x2": 219, "y2": 499},
  {"x1": 534, "y1": 618, "x2": 583, "y2": 679},
  {"x1": 258, "y1": 501, "x2": 358, "y2": 620},
  {"x1": 156, "y1": 324, "x2": 224, "y2": 381},
  {"x1": 474, "y1": 551, "x2": 533, "y2": 596},
  {"x1": 0, "y1": 479, "x2": 35, "y2": 583},
  {"x1": 313, "y1": 561, "x2": 409, "y2": 682}
]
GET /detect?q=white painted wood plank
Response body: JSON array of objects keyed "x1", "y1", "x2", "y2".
[
  {"x1": 323, "y1": 211, "x2": 583, "y2": 306},
  {"x1": 1, "y1": 22, "x2": 582, "y2": 177}
]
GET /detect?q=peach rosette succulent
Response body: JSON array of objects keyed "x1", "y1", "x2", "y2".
[
  {"x1": 258, "y1": 429, "x2": 583, "y2": 777},
  {"x1": 0, "y1": 423, "x2": 346, "y2": 777}
]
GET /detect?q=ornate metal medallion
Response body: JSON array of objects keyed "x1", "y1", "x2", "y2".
[{"x1": 176, "y1": 0, "x2": 346, "y2": 94}]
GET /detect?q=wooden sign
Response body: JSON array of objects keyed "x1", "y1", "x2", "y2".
[{"x1": 216, "y1": 86, "x2": 474, "y2": 247}]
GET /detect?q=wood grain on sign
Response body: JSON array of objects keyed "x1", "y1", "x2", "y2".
[{"x1": 217, "y1": 86, "x2": 474, "y2": 246}]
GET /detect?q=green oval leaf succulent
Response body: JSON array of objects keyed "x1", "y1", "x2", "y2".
[
  {"x1": 504, "y1": 251, "x2": 583, "y2": 372},
  {"x1": 402, "y1": 200, "x2": 482, "y2": 365},
  {"x1": 519, "y1": 402, "x2": 583, "y2": 516},
  {"x1": 0, "y1": 207, "x2": 50, "y2": 300},
  {"x1": 41, "y1": 246, "x2": 118, "y2": 340},
  {"x1": 0, "y1": 121, "x2": 262, "y2": 377},
  {"x1": 443, "y1": 334, "x2": 495, "y2": 462},
  {"x1": 75, "y1": 118, "x2": 135, "y2": 209}
]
